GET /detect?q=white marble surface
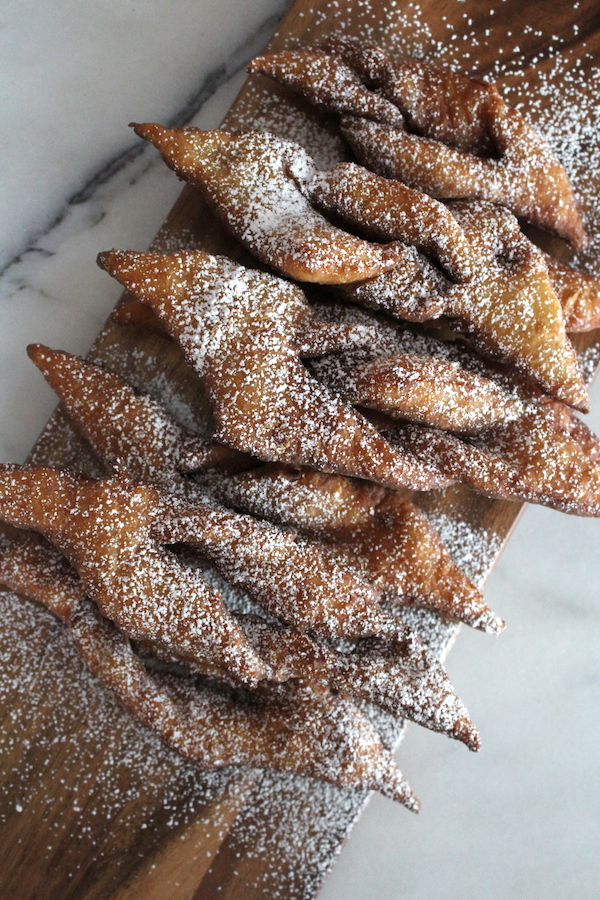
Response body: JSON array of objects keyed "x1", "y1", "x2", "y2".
[{"x1": 1, "y1": 2, "x2": 599, "y2": 898}]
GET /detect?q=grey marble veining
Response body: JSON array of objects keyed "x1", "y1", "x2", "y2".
[{"x1": 1, "y1": 2, "x2": 599, "y2": 899}]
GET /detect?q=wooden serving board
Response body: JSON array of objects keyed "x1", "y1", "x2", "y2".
[{"x1": 1, "y1": 1, "x2": 600, "y2": 898}]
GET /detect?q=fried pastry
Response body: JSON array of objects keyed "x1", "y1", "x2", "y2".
[
  {"x1": 250, "y1": 43, "x2": 587, "y2": 248},
  {"x1": 0, "y1": 465, "x2": 268, "y2": 683},
  {"x1": 339, "y1": 244, "x2": 449, "y2": 322},
  {"x1": 0, "y1": 530, "x2": 478, "y2": 751},
  {"x1": 325, "y1": 630, "x2": 479, "y2": 749},
  {"x1": 0, "y1": 531, "x2": 84, "y2": 623},
  {"x1": 132, "y1": 124, "x2": 403, "y2": 284},
  {"x1": 97, "y1": 249, "x2": 449, "y2": 490},
  {"x1": 209, "y1": 466, "x2": 503, "y2": 635},
  {"x1": 0, "y1": 464, "x2": 397, "y2": 640},
  {"x1": 76, "y1": 628, "x2": 420, "y2": 808},
  {"x1": 248, "y1": 47, "x2": 405, "y2": 127},
  {"x1": 311, "y1": 347, "x2": 526, "y2": 433},
  {"x1": 29, "y1": 342, "x2": 499, "y2": 641},
  {"x1": 345, "y1": 201, "x2": 588, "y2": 411},
  {"x1": 302, "y1": 310, "x2": 600, "y2": 514},
  {"x1": 133, "y1": 120, "x2": 587, "y2": 408},
  {"x1": 46, "y1": 287, "x2": 594, "y2": 518},
  {"x1": 134, "y1": 123, "x2": 474, "y2": 283},
  {"x1": 29, "y1": 341, "x2": 502, "y2": 638},
  {"x1": 23, "y1": 339, "x2": 487, "y2": 744},
  {"x1": 80, "y1": 603, "x2": 419, "y2": 807},
  {"x1": 112, "y1": 293, "x2": 392, "y2": 364},
  {"x1": 441, "y1": 202, "x2": 587, "y2": 410},
  {"x1": 391, "y1": 401, "x2": 600, "y2": 516},
  {"x1": 0, "y1": 536, "x2": 417, "y2": 807},
  {"x1": 321, "y1": 38, "x2": 505, "y2": 153},
  {"x1": 240, "y1": 617, "x2": 479, "y2": 749},
  {"x1": 27, "y1": 343, "x2": 251, "y2": 487},
  {"x1": 156, "y1": 497, "x2": 391, "y2": 639},
  {"x1": 307, "y1": 161, "x2": 473, "y2": 281}
]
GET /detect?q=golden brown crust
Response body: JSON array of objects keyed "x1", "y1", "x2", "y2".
[
  {"x1": 391, "y1": 402, "x2": 600, "y2": 517},
  {"x1": 308, "y1": 161, "x2": 473, "y2": 281},
  {"x1": 28, "y1": 343, "x2": 252, "y2": 481},
  {"x1": 345, "y1": 201, "x2": 589, "y2": 411},
  {"x1": 0, "y1": 464, "x2": 400, "y2": 642},
  {"x1": 0, "y1": 531, "x2": 83, "y2": 623},
  {"x1": 97, "y1": 248, "x2": 450, "y2": 490},
  {"x1": 59, "y1": 597, "x2": 423, "y2": 806},
  {"x1": 0, "y1": 465, "x2": 267, "y2": 684},
  {"x1": 0, "y1": 530, "x2": 476, "y2": 752},
  {"x1": 443, "y1": 202, "x2": 588, "y2": 411},
  {"x1": 26, "y1": 338, "x2": 503, "y2": 638},
  {"x1": 312, "y1": 349, "x2": 525, "y2": 433},
  {"x1": 209, "y1": 467, "x2": 503, "y2": 635},
  {"x1": 341, "y1": 200, "x2": 588, "y2": 411},
  {"x1": 133, "y1": 119, "x2": 587, "y2": 408},
  {"x1": 250, "y1": 42, "x2": 587, "y2": 248},
  {"x1": 133, "y1": 122, "x2": 471, "y2": 284},
  {"x1": 545, "y1": 256, "x2": 600, "y2": 332},
  {"x1": 324, "y1": 39, "x2": 504, "y2": 154},
  {"x1": 340, "y1": 112, "x2": 587, "y2": 250},
  {"x1": 132, "y1": 124, "x2": 403, "y2": 285},
  {"x1": 156, "y1": 497, "x2": 390, "y2": 640},
  {"x1": 249, "y1": 48, "x2": 404, "y2": 127}
]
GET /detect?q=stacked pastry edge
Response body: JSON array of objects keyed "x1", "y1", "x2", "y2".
[{"x1": 1, "y1": 39, "x2": 599, "y2": 812}]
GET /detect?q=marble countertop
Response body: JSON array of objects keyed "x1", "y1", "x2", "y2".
[{"x1": 1, "y1": 2, "x2": 599, "y2": 898}]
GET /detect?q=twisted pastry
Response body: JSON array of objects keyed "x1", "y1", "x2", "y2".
[
  {"x1": 0, "y1": 534, "x2": 418, "y2": 807},
  {"x1": 0, "y1": 464, "x2": 397, "y2": 642},
  {"x1": 96, "y1": 249, "x2": 448, "y2": 490},
  {"x1": 28, "y1": 342, "x2": 502, "y2": 632},
  {"x1": 249, "y1": 41, "x2": 587, "y2": 249},
  {"x1": 133, "y1": 125, "x2": 587, "y2": 409}
]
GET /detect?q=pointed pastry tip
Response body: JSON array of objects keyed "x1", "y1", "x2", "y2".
[
  {"x1": 96, "y1": 249, "x2": 112, "y2": 270},
  {"x1": 222, "y1": 647, "x2": 269, "y2": 689},
  {"x1": 97, "y1": 249, "x2": 132, "y2": 275},
  {"x1": 561, "y1": 380, "x2": 589, "y2": 414},
  {"x1": 130, "y1": 121, "x2": 168, "y2": 142},
  {"x1": 26, "y1": 343, "x2": 50, "y2": 366},
  {"x1": 247, "y1": 54, "x2": 267, "y2": 73},
  {"x1": 453, "y1": 719, "x2": 481, "y2": 752},
  {"x1": 131, "y1": 122, "x2": 194, "y2": 161},
  {"x1": 475, "y1": 611, "x2": 506, "y2": 635},
  {"x1": 389, "y1": 778, "x2": 420, "y2": 812},
  {"x1": 27, "y1": 343, "x2": 73, "y2": 379},
  {"x1": 369, "y1": 758, "x2": 419, "y2": 810},
  {"x1": 404, "y1": 793, "x2": 421, "y2": 813},
  {"x1": 376, "y1": 776, "x2": 420, "y2": 811}
]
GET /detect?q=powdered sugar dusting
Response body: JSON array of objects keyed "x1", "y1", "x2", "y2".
[
  {"x1": 1, "y1": 2, "x2": 600, "y2": 897},
  {"x1": 0, "y1": 587, "x2": 231, "y2": 864}
]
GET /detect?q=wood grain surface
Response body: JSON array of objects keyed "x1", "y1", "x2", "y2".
[{"x1": 1, "y1": 1, "x2": 600, "y2": 898}]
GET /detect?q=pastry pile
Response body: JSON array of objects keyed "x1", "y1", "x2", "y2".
[{"x1": 1, "y1": 39, "x2": 599, "y2": 810}]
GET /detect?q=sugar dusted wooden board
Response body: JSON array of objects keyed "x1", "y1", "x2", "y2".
[{"x1": 1, "y1": 1, "x2": 600, "y2": 898}]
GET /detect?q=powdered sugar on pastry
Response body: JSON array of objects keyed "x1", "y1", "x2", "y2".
[{"x1": 97, "y1": 248, "x2": 450, "y2": 490}]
